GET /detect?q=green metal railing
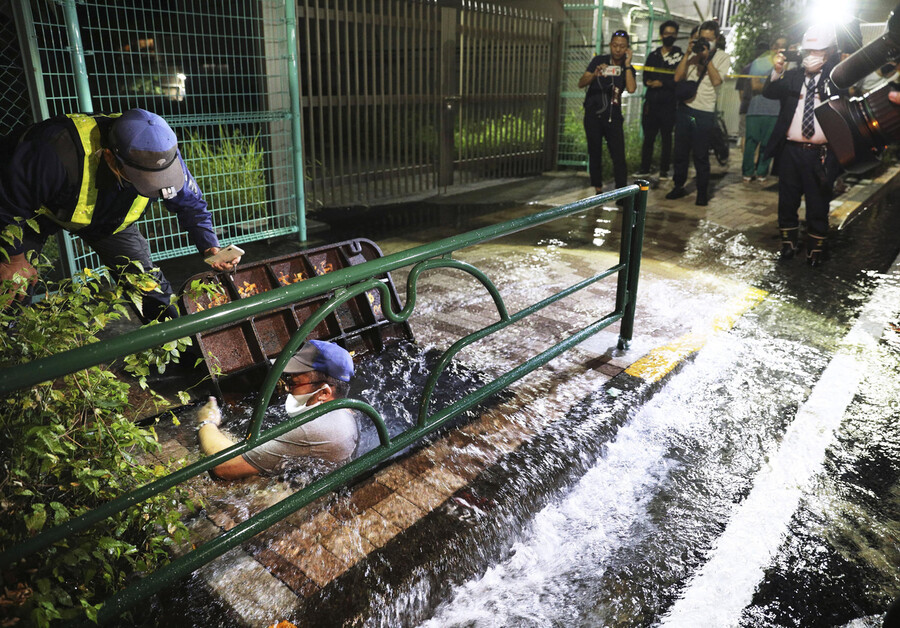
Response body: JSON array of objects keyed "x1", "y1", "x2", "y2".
[{"x1": 0, "y1": 183, "x2": 648, "y2": 624}]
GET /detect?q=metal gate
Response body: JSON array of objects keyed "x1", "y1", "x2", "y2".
[{"x1": 297, "y1": 0, "x2": 562, "y2": 208}]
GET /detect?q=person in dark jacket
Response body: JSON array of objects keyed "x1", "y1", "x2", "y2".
[
  {"x1": 579, "y1": 29, "x2": 638, "y2": 195},
  {"x1": 0, "y1": 108, "x2": 240, "y2": 320},
  {"x1": 762, "y1": 24, "x2": 845, "y2": 265},
  {"x1": 635, "y1": 20, "x2": 683, "y2": 180}
]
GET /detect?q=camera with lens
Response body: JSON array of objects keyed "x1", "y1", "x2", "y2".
[
  {"x1": 816, "y1": 2, "x2": 900, "y2": 173},
  {"x1": 692, "y1": 37, "x2": 710, "y2": 55}
]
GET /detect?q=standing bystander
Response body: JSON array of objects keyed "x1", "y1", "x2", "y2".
[
  {"x1": 742, "y1": 36, "x2": 787, "y2": 183},
  {"x1": 762, "y1": 24, "x2": 845, "y2": 265},
  {"x1": 666, "y1": 21, "x2": 731, "y2": 206},
  {"x1": 579, "y1": 30, "x2": 638, "y2": 195},
  {"x1": 635, "y1": 21, "x2": 683, "y2": 180}
]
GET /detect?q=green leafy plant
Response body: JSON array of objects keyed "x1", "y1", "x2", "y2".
[
  {"x1": 559, "y1": 108, "x2": 656, "y2": 181},
  {"x1": 180, "y1": 126, "x2": 268, "y2": 230},
  {"x1": 455, "y1": 109, "x2": 544, "y2": 159},
  {"x1": 0, "y1": 244, "x2": 196, "y2": 626}
]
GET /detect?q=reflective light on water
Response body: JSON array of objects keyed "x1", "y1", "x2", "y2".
[
  {"x1": 418, "y1": 260, "x2": 900, "y2": 627},
  {"x1": 420, "y1": 316, "x2": 824, "y2": 627}
]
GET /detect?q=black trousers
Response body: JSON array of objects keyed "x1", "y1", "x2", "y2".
[
  {"x1": 672, "y1": 105, "x2": 716, "y2": 197},
  {"x1": 640, "y1": 102, "x2": 676, "y2": 175},
  {"x1": 776, "y1": 142, "x2": 840, "y2": 237},
  {"x1": 20, "y1": 223, "x2": 177, "y2": 323},
  {"x1": 583, "y1": 113, "x2": 627, "y2": 190}
]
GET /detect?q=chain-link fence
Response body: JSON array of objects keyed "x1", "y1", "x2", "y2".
[{"x1": 0, "y1": 0, "x2": 33, "y2": 135}]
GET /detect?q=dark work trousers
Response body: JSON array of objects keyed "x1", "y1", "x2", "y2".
[
  {"x1": 639, "y1": 102, "x2": 676, "y2": 175},
  {"x1": 19, "y1": 223, "x2": 178, "y2": 323},
  {"x1": 672, "y1": 105, "x2": 716, "y2": 198},
  {"x1": 583, "y1": 113, "x2": 627, "y2": 190},
  {"x1": 776, "y1": 142, "x2": 840, "y2": 237}
]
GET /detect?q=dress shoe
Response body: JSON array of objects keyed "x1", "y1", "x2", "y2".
[{"x1": 665, "y1": 186, "x2": 688, "y2": 200}]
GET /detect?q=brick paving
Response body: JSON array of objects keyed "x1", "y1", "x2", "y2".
[{"x1": 146, "y1": 162, "x2": 900, "y2": 626}]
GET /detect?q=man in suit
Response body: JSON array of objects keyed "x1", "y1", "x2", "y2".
[{"x1": 762, "y1": 24, "x2": 845, "y2": 265}]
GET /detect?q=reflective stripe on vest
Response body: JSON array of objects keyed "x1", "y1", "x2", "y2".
[{"x1": 37, "y1": 113, "x2": 150, "y2": 233}]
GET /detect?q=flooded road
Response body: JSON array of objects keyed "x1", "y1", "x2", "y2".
[
  {"x1": 397, "y1": 192, "x2": 900, "y2": 627},
  {"x1": 136, "y1": 174, "x2": 900, "y2": 627}
]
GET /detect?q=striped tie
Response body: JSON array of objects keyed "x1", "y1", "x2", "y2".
[{"x1": 802, "y1": 76, "x2": 816, "y2": 139}]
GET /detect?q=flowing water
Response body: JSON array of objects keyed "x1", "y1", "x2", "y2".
[
  {"x1": 408, "y1": 202, "x2": 900, "y2": 627},
  {"x1": 130, "y1": 191, "x2": 900, "y2": 626}
]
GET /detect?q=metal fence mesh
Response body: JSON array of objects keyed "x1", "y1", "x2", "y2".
[
  {"x1": 0, "y1": 0, "x2": 35, "y2": 135},
  {"x1": 559, "y1": 2, "x2": 600, "y2": 167},
  {"x1": 455, "y1": 3, "x2": 555, "y2": 183},
  {"x1": 8, "y1": 0, "x2": 564, "y2": 276},
  {"x1": 22, "y1": 0, "x2": 299, "y2": 270}
]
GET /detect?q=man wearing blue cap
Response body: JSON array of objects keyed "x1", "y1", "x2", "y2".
[
  {"x1": 195, "y1": 340, "x2": 359, "y2": 479},
  {"x1": 0, "y1": 109, "x2": 240, "y2": 322}
]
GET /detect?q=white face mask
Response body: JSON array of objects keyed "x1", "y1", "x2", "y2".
[
  {"x1": 285, "y1": 385, "x2": 326, "y2": 416},
  {"x1": 802, "y1": 54, "x2": 825, "y2": 73}
]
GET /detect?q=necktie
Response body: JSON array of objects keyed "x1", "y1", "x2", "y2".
[{"x1": 802, "y1": 76, "x2": 816, "y2": 139}]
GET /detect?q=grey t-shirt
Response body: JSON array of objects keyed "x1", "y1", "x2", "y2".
[
  {"x1": 747, "y1": 55, "x2": 780, "y2": 117},
  {"x1": 242, "y1": 406, "x2": 359, "y2": 474}
]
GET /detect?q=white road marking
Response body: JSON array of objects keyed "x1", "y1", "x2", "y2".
[{"x1": 661, "y1": 257, "x2": 900, "y2": 628}]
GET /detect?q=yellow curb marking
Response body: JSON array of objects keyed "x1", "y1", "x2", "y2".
[
  {"x1": 830, "y1": 201, "x2": 860, "y2": 227},
  {"x1": 625, "y1": 286, "x2": 768, "y2": 383},
  {"x1": 874, "y1": 165, "x2": 900, "y2": 184}
]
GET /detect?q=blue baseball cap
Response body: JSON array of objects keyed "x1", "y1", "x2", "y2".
[
  {"x1": 108, "y1": 108, "x2": 185, "y2": 198},
  {"x1": 272, "y1": 340, "x2": 354, "y2": 382}
]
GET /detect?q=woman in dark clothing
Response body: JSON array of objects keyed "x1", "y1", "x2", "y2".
[{"x1": 579, "y1": 30, "x2": 637, "y2": 194}]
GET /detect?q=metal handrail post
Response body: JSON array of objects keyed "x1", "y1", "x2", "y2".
[
  {"x1": 595, "y1": 0, "x2": 605, "y2": 55},
  {"x1": 617, "y1": 180, "x2": 649, "y2": 348},
  {"x1": 59, "y1": 0, "x2": 93, "y2": 277},
  {"x1": 60, "y1": 0, "x2": 92, "y2": 113},
  {"x1": 284, "y1": 0, "x2": 307, "y2": 242}
]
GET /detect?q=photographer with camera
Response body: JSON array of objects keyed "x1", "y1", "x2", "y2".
[
  {"x1": 635, "y1": 21, "x2": 683, "y2": 180},
  {"x1": 578, "y1": 29, "x2": 637, "y2": 196},
  {"x1": 666, "y1": 20, "x2": 731, "y2": 206},
  {"x1": 762, "y1": 24, "x2": 846, "y2": 265}
]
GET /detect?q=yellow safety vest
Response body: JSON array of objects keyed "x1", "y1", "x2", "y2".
[{"x1": 36, "y1": 113, "x2": 149, "y2": 234}]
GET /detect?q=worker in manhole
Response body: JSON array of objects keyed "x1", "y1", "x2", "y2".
[
  {"x1": 195, "y1": 340, "x2": 358, "y2": 479},
  {"x1": 0, "y1": 108, "x2": 240, "y2": 321}
]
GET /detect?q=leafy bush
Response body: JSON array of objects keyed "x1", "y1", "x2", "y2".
[
  {"x1": 181, "y1": 126, "x2": 268, "y2": 227},
  {"x1": 414, "y1": 109, "x2": 545, "y2": 162},
  {"x1": 455, "y1": 109, "x2": 544, "y2": 159},
  {"x1": 559, "y1": 106, "x2": 658, "y2": 180},
  {"x1": 0, "y1": 246, "x2": 195, "y2": 626},
  {"x1": 730, "y1": 0, "x2": 792, "y2": 70}
]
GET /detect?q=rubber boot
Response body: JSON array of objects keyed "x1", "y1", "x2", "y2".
[
  {"x1": 806, "y1": 234, "x2": 827, "y2": 267},
  {"x1": 779, "y1": 227, "x2": 799, "y2": 261}
]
